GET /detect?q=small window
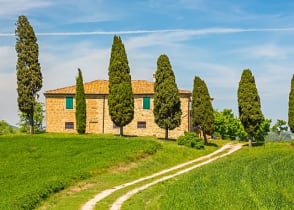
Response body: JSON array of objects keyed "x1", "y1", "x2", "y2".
[
  {"x1": 65, "y1": 96, "x2": 74, "y2": 109},
  {"x1": 137, "y1": 121, "x2": 146, "y2": 128},
  {"x1": 65, "y1": 122, "x2": 74, "y2": 129},
  {"x1": 143, "y1": 96, "x2": 150, "y2": 109}
]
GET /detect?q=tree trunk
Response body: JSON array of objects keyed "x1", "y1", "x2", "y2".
[
  {"x1": 248, "y1": 138, "x2": 252, "y2": 147},
  {"x1": 120, "y1": 126, "x2": 123, "y2": 136},
  {"x1": 203, "y1": 130, "x2": 208, "y2": 145},
  {"x1": 165, "y1": 128, "x2": 168, "y2": 140},
  {"x1": 29, "y1": 113, "x2": 34, "y2": 134}
]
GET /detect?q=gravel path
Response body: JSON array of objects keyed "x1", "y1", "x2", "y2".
[{"x1": 81, "y1": 143, "x2": 243, "y2": 210}]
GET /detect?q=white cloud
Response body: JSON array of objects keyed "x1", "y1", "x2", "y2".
[
  {"x1": 0, "y1": 73, "x2": 18, "y2": 125},
  {"x1": 1, "y1": 26, "x2": 294, "y2": 125},
  {"x1": 0, "y1": 46, "x2": 16, "y2": 73},
  {"x1": 234, "y1": 43, "x2": 291, "y2": 59},
  {"x1": 0, "y1": 0, "x2": 52, "y2": 16},
  {"x1": 1, "y1": 27, "x2": 294, "y2": 38},
  {"x1": 40, "y1": 43, "x2": 110, "y2": 91}
]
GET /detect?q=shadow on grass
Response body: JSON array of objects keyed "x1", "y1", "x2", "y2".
[
  {"x1": 242, "y1": 142, "x2": 265, "y2": 147},
  {"x1": 206, "y1": 142, "x2": 218, "y2": 147},
  {"x1": 157, "y1": 138, "x2": 177, "y2": 142},
  {"x1": 113, "y1": 134, "x2": 138, "y2": 138},
  {"x1": 252, "y1": 142, "x2": 265, "y2": 147}
]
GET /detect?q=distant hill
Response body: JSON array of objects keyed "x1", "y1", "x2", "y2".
[{"x1": 0, "y1": 120, "x2": 19, "y2": 134}]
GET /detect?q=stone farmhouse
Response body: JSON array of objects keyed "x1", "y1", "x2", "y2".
[{"x1": 44, "y1": 80, "x2": 191, "y2": 139}]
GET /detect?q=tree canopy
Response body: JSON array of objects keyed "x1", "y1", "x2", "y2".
[
  {"x1": 289, "y1": 74, "x2": 294, "y2": 132},
  {"x1": 108, "y1": 35, "x2": 134, "y2": 136},
  {"x1": 153, "y1": 54, "x2": 182, "y2": 139},
  {"x1": 237, "y1": 69, "x2": 263, "y2": 146},
  {"x1": 191, "y1": 76, "x2": 214, "y2": 144},
  {"x1": 0, "y1": 120, "x2": 16, "y2": 135},
  {"x1": 15, "y1": 15, "x2": 42, "y2": 134},
  {"x1": 213, "y1": 109, "x2": 246, "y2": 140},
  {"x1": 75, "y1": 68, "x2": 86, "y2": 134},
  {"x1": 18, "y1": 101, "x2": 44, "y2": 133}
]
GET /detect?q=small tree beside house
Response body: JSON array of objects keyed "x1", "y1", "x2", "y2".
[
  {"x1": 18, "y1": 101, "x2": 45, "y2": 133},
  {"x1": 108, "y1": 35, "x2": 134, "y2": 136},
  {"x1": 75, "y1": 68, "x2": 86, "y2": 134},
  {"x1": 191, "y1": 76, "x2": 214, "y2": 145},
  {"x1": 153, "y1": 54, "x2": 182, "y2": 140}
]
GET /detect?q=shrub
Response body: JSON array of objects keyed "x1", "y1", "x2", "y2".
[
  {"x1": 177, "y1": 132, "x2": 204, "y2": 149},
  {"x1": 143, "y1": 142, "x2": 162, "y2": 155},
  {"x1": 0, "y1": 120, "x2": 15, "y2": 135}
]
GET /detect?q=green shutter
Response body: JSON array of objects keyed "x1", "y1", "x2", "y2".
[
  {"x1": 66, "y1": 96, "x2": 73, "y2": 109},
  {"x1": 143, "y1": 96, "x2": 150, "y2": 109}
]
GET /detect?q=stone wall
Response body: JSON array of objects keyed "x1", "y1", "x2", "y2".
[
  {"x1": 45, "y1": 94, "x2": 75, "y2": 133},
  {"x1": 45, "y1": 94, "x2": 191, "y2": 138}
]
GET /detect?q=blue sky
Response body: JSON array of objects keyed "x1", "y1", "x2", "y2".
[{"x1": 0, "y1": 0, "x2": 293, "y2": 126}]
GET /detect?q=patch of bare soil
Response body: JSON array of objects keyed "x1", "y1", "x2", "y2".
[{"x1": 109, "y1": 162, "x2": 138, "y2": 173}]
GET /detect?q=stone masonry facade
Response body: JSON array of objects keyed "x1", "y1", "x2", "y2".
[{"x1": 44, "y1": 80, "x2": 191, "y2": 139}]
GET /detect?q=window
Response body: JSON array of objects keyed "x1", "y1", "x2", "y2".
[
  {"x1": 143, "y1": 96, "x2": 150, "y2": 109},
  {"x1": 137, "y1": 121, "x2": 146, "y2": 128},
  {"x1": 65, "y1": 96, "x2": 74, "y2": 109},
  {"x1": 65, "y1": 122, "x2": 74, "y2": 129}
]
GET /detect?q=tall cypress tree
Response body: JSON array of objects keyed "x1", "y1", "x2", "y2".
[
  {"x1": 15, "y1": 15, "x2": 42, "y2": 134},
  {"x1": 289, "y1": 74, "x2": 294, "y2": 132},
  {"x1": 237, "y1": 69, "x2": 263, "y2": 146},
  {"x1": 191, "y1": 76, "x2": 214, "y2": 145},
  {"x1": 153, "y1": 54, "x2": 182, "y2": 140},
  {"x1": 76, "y1": 68, "x2": 86, "y2": 134},
  {"x1": 108, "y1": 35, "x2": 134, "y2": 136}
]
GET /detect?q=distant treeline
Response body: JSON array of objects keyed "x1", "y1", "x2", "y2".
[{"x1": 0, "y1": 120, "x2": 18, "y2": 135}]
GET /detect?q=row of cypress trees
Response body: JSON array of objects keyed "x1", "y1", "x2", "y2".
[
  {"x1": 74, "y1": 36, "x2": 184, "y2": 138},
  {"x1": 75, "y1": 38, "x2": 294, "y2": 145},
  {"x1": 75, "y1": 36, "x2": 215, "y2": 140},
  {"x1": 15, "y1": 15, "x2": 294, "y2": 141},
  {"x1": 108, "y1": 36, "x2": 183, "y2": 138}
]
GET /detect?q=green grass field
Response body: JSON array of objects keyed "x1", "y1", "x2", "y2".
[
  {"x1": 0, "y1": 134, "x2": 225, "y2": 210},
  {"x1": 123, "y1": 142, "x2": 294, "y2": 210},
  {"x1": 39, "y1": 137, "x2": 224, "y2": 210},
  {"x1": 0, "y1": 134, "x2": 162, "y2": 209}
]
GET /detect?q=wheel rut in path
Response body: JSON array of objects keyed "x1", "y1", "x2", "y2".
[{"x1": 81, "y1": 143, "x2": 243, "y2": 210}]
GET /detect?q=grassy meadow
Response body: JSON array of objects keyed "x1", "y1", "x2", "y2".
[
  {"x1": 0, "y1": 134, "x2": 225, "y2": 210},
  {"x1": 123, "y1": 142, "x2": 294, "y2": 210},
  {"x1": 0, "y1": 134, "x2": 162, "y2": 209}
]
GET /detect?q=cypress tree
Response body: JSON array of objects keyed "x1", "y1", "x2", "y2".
[
  {"x1": 191, "y1": 76, "x2": 214, "y2": 145},
  {"x1": 15, "y1": 15, "x2": 42, "y2": 134},
  {"x1": 289, "y1": 74, "x2": 294, "y2": 132},
  {"x1": 76, "y1": 68, "x2": 86, "y2": 134},
  {"x1": 237, "y1": 69, "x2": 263, "y2": 146},
  {"x1": 108, "y1": 35, "x2": 134, "y2": 136},
  {"x1": 153, "y1": 54, "x2": 182, "y2": 140}
]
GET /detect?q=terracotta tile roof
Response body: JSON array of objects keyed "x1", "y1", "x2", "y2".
[{"x1": 44, "y1": 80, "x2": 191, "y2": 95}]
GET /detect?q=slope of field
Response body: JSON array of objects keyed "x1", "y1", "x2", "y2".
[
  {"x1": 123, "y1": 142, "x2": 294, "y2": 210},
  {"x1": 0, "y1": 134, "x2": 161, "y2": 209}
]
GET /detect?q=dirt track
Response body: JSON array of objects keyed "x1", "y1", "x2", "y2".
[{"x1": 81, "y1": 143, "x2": 243, "y2": 210}]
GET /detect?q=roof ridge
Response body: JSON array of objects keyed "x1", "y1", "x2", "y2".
[{"x1": 44, "y1": 79, "x2": 191, "y2": 95}]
